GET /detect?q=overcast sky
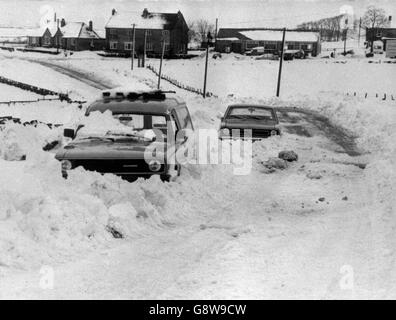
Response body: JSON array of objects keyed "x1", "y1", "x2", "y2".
[{"x1": 0, "y1": 0, "x2": 395, "y2": 29}]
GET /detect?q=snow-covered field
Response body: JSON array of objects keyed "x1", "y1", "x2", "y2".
[{"x1": 0, "y1": 48, "x2": 395, "y2": 299}]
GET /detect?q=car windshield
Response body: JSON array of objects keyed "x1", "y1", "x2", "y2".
[
  {"x1": 227, "y1": 107, "x2": 276, "y2": 120},
  {"x1": 75, "y1": 111, "x2": 168, "y2": 141}
]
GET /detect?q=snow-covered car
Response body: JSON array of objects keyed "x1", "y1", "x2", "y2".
[
  {"x1": 255, "y1": 53, "x2": 279, "y2": 60},
  {"x1": 219, "y1": 104, "x2": 280, "y2": 140},
  {"x1": 245, "y1": 46, "x2": 265, "y2": 56},
  {"x1": 55, "y1": 89, "x2": 194, "y2": 182}
]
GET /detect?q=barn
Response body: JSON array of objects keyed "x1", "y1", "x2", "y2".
[
  {"x1": 216, "y1": 28, "x2": 321, "y2": 56},
  {"x1": 384, "y1": 38, "x2": 396, "y2": 58}
]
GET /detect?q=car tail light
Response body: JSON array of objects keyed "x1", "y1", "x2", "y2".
[
  {"x1": 148, "y1": 160, "x2": 162, "y2": 172},
  {"x1": 220, "y1": 128, "x2": 230, "y2": 136},
  {"x1": 61, "y1": 160, "x2": 72, "y2": 171}
]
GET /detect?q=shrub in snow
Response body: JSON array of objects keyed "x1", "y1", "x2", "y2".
[
  {"x1": 278, "y1": 150, "x2": 298, "y2": 162},
  {"x1": 261, "y1": 157, "x2": 288, "y2": 173}
]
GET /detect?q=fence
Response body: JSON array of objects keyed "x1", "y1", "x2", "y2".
[
  {"x1": 346, "y1": 91, "x2": 396, "y2": 101},
  {"x1": 0, "y1": 116, "x2": 62, "y2": 129},
  {"x1": 146, "y1": 64, "x2": 217, "y2": 98},
  {"x1": 0, "y1": 76, "x2": 85, "y2": 104}
]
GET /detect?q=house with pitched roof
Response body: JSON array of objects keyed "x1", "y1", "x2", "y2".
[
  {"x1": 216, "y1": 28, "x2": 321, "y2": 56},
  {"x1": 61, "y1": 21, "x2": 105, "y2": 51},
  {"x1": 105, "y1": 8, "x2": 189, "y2": 57}
]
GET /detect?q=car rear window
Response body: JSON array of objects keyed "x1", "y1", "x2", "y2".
[{"x1": 228, "y1": 107, "x2": 275, "y2": 119}]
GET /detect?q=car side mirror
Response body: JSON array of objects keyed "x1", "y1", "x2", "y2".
[
  {"x1": 63, "y1": 128, "x2": 75, "y2": 139},
  {"x1": 176, "y1": 128, "x2": 189, "y2": 143}
]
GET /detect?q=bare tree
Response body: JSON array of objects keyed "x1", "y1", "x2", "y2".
[
  {"x1": 188, "y1": 22, "x2": 197, "y2": 43},
  {"x1": 362, "y1": 5, "x2": 388, "y2": 28},
  {"x1": 297, "y1": 14, "x2": 346, "y2": 41},
  {"x1": 194, "y1": 19, "x2": 215, "y2": 42}
]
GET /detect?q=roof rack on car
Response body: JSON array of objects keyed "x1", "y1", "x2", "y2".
[{"x1": 101, "y1": 89, "x2": 176, "y2": 101}]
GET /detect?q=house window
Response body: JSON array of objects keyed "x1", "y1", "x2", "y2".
[
  {"x1": 162, "y1": 30, "x2": 170, "y2": 51},
  {"x1": 110, "y1": 41, "x2": 118, "y2": 50},
  {"x1": 264, "y1": 42, "x2": 277, "y2": 51},
  {"x1": 376, "y1": 30, "x2": 382, "y2": 37},
  {"x1": 71, "y1": 38, "x2": 76, "y2": 46},
  {"x1": 146, "y1": 41, "x2": 153, "y2": 51},
  {"x1": 124, "y1": 42, "x2": 133, "y2": 50},
  {"x1": 146, "y1": 29, "x2": 152, "y2": 37},
  {"x1": 44, "y1": 36, "x2": 51, "y2": 45},
  {"x1": 245, "y1": 41, "x2": 259, "y2": 49}
]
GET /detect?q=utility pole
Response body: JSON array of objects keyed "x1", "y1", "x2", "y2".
[
  {"x1": 143, "y1": 29, "x2": 147, "y2": 68},
  {"x1": 276, "y1": 28, "x2": 286, "y2": 97},
  {"x1": 343, "y1": 18, "x2": 348, "y2": 55},
  {"x1": 358, "y1": 17, "x2": 362, "y2": 48},
  {"x1": 56, "y1": 18, "x2": 60, "y2": 54},
  {"x1": 215, "y1": 18, "x2": 218, "y2": 48},
  {"x1": 158, "y1": 37, "x2": 165, "y2": 89},
  {"x1": 131, "y1": 23, "x2": 135, "y2": 70},
  {"x1": 203, "y1": 32, "x2": 212, "y2": 98}
]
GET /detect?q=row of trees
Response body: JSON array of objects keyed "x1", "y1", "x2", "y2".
[
  {"x1": 186, "y1": 6, "x2": 390, "y2": 45},
  {"x1": 297, "y1": 14, "x2": 347, "y2": 41},
  {"x1": 297, "y1": 6, "x2": 390, "y2": 42},
  {"x1": 188, "y1": 20, "x2": 215, "y2": 44}
]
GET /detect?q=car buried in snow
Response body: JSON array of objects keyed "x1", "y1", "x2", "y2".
[
  {"x1": 55, "y1": 89, "x2": 194, "y2": 182},
  {"x1": 218, "y1": 104, "x2": 280, "y2": 140}
]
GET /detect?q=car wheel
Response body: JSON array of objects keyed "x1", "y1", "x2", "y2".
[{"x1": 161, "y1": 164, "x2": 181, "y2": 182}]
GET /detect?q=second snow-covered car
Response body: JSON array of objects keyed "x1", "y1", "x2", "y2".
[
  {"x1": 219, "y1": 104, "x2": 280, "y2": 140},
  {"x1": 55, "y1": 89, "x2": 194, "y2": 182}
]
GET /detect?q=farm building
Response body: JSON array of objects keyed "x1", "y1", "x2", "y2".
[
  {"x1": 366, "y1": 27, "x2": 396, "y2": 48},
  {"x1": 384, "y1": 39, "x2": 396, "y2": 58},
  {"x1": 216, "y1": 28, "x2": 321, "y2": 56},
  {"x1": 26, "y1": 28, "x2": 45, "y2": 46},
  {"x1": 61, "y1": 21, "x2": 105, "y2": 51},
  {"x1": 105, "y1": 8, "x2": 189, "y2": 57}
]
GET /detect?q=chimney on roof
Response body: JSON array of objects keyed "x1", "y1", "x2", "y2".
[
  {"x1": 60, "y1": 18, "x2": 66, "y2": 28},
  {"x1": 88, "y1": 20, "x2": 93, "y2": 31},
  {"x1": 54, "y1": 12, "x2": 57, "y2": 22},
  {"x1": 112, "y1": 8, "x2": 116, "y2": 16},
  {"x1": 142, "y1": 8, "x2": 149, "y2": 18}
]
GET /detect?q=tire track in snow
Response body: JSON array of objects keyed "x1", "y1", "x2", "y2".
[{"x1": 23, "y1": 59, "x2": 114, "y2": 90}]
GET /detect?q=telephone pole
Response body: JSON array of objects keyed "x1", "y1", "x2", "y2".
[
  {"x1": 143, "y1": 29, "x2": 147, "y2": 68},
  {"x1": 158, "y1": 38, "x2": 165, "y2": 89},
  {"x1": 131, "y1": 23, "x2": 135, "y2": 70},
  {"x1": 276, "y1": 28, "x2": 286, "y2": 97},
  {"x1": 215, "y1": 18, "x2": 218, "y2": 48},
  {"x1": 203, "y1": 32, "x2": 213, "y2": 98},
  {"x1": 358, "y1": 17, "x2": 362, "y2": 48}
]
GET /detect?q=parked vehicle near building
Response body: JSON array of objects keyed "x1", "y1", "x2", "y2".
[
  {"x1": 373, "y1": 41, "x2": 384, "y2": 54},
  {"x1": 245, "y1": 46, "x2": 265, "y2": 56},
  {"x1": 219, "y1": 104, "x2": 280, "y2": 140},
  {"x1": 55, "y1": 89, "x2": 194, "y2": 182}
]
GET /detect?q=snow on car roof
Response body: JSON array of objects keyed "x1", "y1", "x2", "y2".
[
  {"x1": 106, "y1": 11, "x2": 166, "y2": 29},
  {"x1": 240, "y1": 30, "x2": 319, "y2": 42}
]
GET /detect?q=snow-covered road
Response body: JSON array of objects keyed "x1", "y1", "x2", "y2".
[{"x1": 0, "y1": 51, "x2": 395, "y2": 299}]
